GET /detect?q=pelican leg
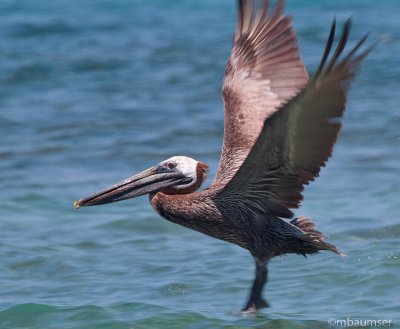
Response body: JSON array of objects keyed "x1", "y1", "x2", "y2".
[{"x1": 242, "y1": 257, "x2": 269, "y2": 313}]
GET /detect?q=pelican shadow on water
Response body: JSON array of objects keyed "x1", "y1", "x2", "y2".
[{"x1": 75, "y1": 0, "x2": 372, "y2": 313}]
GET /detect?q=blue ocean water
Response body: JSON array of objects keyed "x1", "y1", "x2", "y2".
[{"x1": 0, "y1": 0, "x2": 399, "y2": 328}]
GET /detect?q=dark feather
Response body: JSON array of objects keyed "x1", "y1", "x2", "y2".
[{"x1": 315, "y1": 19, "x2": 336, "y2": 78}]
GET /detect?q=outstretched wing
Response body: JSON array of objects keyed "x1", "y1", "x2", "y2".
[
  {"x1": 213, "y1": 0, "x2": 309, "y2": 185},
  {"x1": 213, "y1": 19, "x2": 372, "y2": 219}
]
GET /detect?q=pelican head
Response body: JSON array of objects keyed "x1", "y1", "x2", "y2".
[{"x1": 74, "y1": 156, "x2": 208, "y2": 208}]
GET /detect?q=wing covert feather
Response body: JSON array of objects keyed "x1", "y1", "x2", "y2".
[{"x1": 213, "y1": 0, "x2": 309, "y2": 185}]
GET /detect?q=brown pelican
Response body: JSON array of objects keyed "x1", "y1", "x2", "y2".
[{"x1": 75, "y1": 0, "x2": 371, "y2": 312}]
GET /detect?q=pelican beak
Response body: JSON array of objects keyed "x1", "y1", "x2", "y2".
[{"x1": 74, "y1": 166, "x2": 188, "y2": 209}]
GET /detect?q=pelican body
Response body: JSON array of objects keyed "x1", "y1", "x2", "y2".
[{"x1": 75, "y1": 0, "x2": 371, "y2": 312}]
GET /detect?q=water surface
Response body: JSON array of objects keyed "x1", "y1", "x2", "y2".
[{"x1": 0, "y1": 0, "x2": 399, "y2": 328}]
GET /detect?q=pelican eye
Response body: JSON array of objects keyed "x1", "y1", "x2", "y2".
[{"x1": 166, "y1": 162, "x2": 176, "y2": 169}]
